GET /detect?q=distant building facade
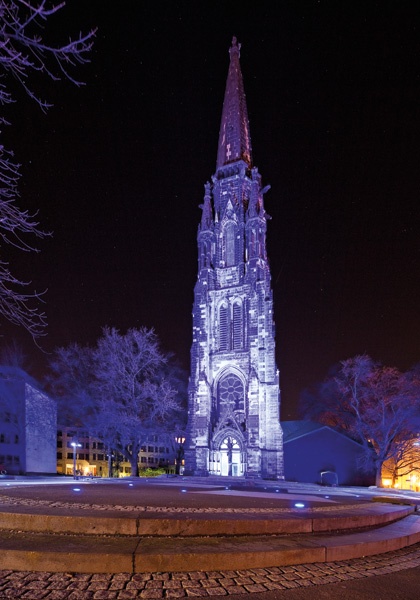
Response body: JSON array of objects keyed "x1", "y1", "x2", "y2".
[
  {"x1": 57, "y1": 427, "x2": 177, "y2": 476},
  {"x1": 184, "y1": 38, "x2": 284, "y2": 479},
  {"x1": 0, "y1": 366, "x2": 56, "y2": 475}
]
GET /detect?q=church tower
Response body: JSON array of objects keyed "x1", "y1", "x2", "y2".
[{"x1": 184, "y1": 38, "x2": 284, "y2": 479}]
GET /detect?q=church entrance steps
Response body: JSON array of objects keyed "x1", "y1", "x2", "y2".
[{"x1": 0, "y1": 502, "x2": 419, "y2": 574}]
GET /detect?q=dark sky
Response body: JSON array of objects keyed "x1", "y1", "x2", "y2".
[{"x1": 3, "y1": 1, "x2": 420, "y2": 418}]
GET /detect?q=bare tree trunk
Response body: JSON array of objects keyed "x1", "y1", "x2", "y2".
[
  {"x1": 375, "y1": 463, "x2": 383, "y2": 487},
  {"x1": 128, "y1": 448, "x2": 140, "y2": 477}
]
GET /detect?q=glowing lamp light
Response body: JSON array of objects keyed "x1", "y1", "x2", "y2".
[
  {"x1": 181, "y1": 489, "x2": 187, "y2": 493},
  {"x1": 128, "y1": 483, "x2": 134, "y2": 487},
  {"x1": 73, "y1": 488, "x2": 81, "y2": 492},
  {"x1": 71, "y1": 441, "x2": 82, "y2": 480},
  {"x1": 294, "y1": 503, "x2": 305, "y2": 508}
]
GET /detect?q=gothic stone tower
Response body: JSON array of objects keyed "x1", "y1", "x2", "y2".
[{"x1": 184, "y1": 38, "x2": 284, "y2": 479}]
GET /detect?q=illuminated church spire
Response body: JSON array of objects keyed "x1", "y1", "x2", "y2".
[
  {"x1": 184, "y1": 38, "x2": 284, "y2": 480},
  {"x1": 216, "y1": 37, "x2": 252, "y2": 170}
]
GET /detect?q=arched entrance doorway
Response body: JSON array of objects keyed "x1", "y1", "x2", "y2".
[
  {"x1": 209, "y1": 429, "x2": 245, "y2": 476},
  {"x1": 220, "y1": 435, "x2": 241, "y2": 476},
  {"x1": 208, "y1": 371, "x2": 246, "y2": 476}
]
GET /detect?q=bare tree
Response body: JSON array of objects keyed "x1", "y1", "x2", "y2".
[
  {"x1": 47, "y1": 327, "x2": 184, "y2": 476},
  {"x1": 91, "y1": 327, "x2": 182, "y2": 476},
  {"x1": 300, "y1": 354, "x2": 420, "y2": 486},
  {"x1": 0, "y1": 1, "x2": 95, "y2": 339},
  {"x1": 382, "y1": 435, "x2": 420, "y2": 486},
  {"x1": 0, "y1": 338, "x2": 27, "y2": 367},
  {"x1": 46, "y1": 342, "x2": 95, "y2": 427}
]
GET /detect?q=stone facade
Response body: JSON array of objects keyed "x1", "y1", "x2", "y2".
[{"x1": 184, "y1": 38, "x2": 284, "y2": 479}]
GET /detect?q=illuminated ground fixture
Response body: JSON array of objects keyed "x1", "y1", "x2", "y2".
[{"x1": 71, "y1": 441, "x2": 82, "y2": 479}]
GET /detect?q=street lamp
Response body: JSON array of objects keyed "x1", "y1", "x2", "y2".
[
  {"x1": 175, "y1": 436, "x2": 185, "y2": 475},
  {"x1": 71, "y1": 441, "x2": 82, "y2": 479}
]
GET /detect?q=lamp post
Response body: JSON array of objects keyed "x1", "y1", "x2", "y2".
[
  {"x1": 71, "y1": 441, "x2": 82, "y2": 479},
  {"x1": 175, "y1": 436, "x2": 185, "y2": 475}
]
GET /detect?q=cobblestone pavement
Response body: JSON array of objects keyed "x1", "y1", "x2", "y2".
[{"x1": 1, "y1": 543, "x2": 420, "y2": 599}]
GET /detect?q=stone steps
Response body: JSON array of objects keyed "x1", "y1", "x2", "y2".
[
  {"x1": 0, "y1": 502, "x2": 414, "y2": 536},
  {"x1": 0, "y1": 502, "x2": 419, "y2": 573}
]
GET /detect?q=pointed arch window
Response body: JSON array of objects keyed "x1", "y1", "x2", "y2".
[
  {"x1": 224, "y1": 222, "x2": 236, "y2": 266},
  {"x1": 218, "y1": 374, "x2": 244, "y2": 412}
]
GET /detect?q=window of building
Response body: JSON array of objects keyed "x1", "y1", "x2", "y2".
[
  {"x1": 218, "y1": 374, "x2": 244, "y2": 412},
  {"x1": 97, "y1": 454, "x2": 104, "y2": 461},
  {"x1": 57, "y1": 452, "x2": 62, "y2": 459},
  {"x1": 67, "y1": 452, "x2": 73, "y2": 459},
  {"x1": 148, "y1": 446, "x2": 153, "y2": 452},
  {"x1": 57, "y1": 441, "x2": 62, "y2": 448},
  {"x1": 224, "y1": 222, "x2": 236, "y2": 266}
]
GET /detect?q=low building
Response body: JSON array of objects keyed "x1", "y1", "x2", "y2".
[
  {"x1": 281, "y1": 420, "x2": 374, "y2": 486},
  {"x1": 0, "y1": 366, "x2": 57, "y2": 475}
]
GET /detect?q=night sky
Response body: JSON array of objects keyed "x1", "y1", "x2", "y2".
[{"x1": 3, "y1": 1, "x2": 419, "y2": 418}]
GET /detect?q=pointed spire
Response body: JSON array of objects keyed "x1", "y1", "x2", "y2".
[
  {"x1": 200, "y1": 182, "x2": 213, "y2": 230},
  {"x1": 216, "y1": 37, "x2": 253, "y2": 170}
]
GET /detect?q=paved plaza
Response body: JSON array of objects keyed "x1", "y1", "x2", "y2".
[{"x1": 0, "y1": 476, "x2": 419, "y2": 599}]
